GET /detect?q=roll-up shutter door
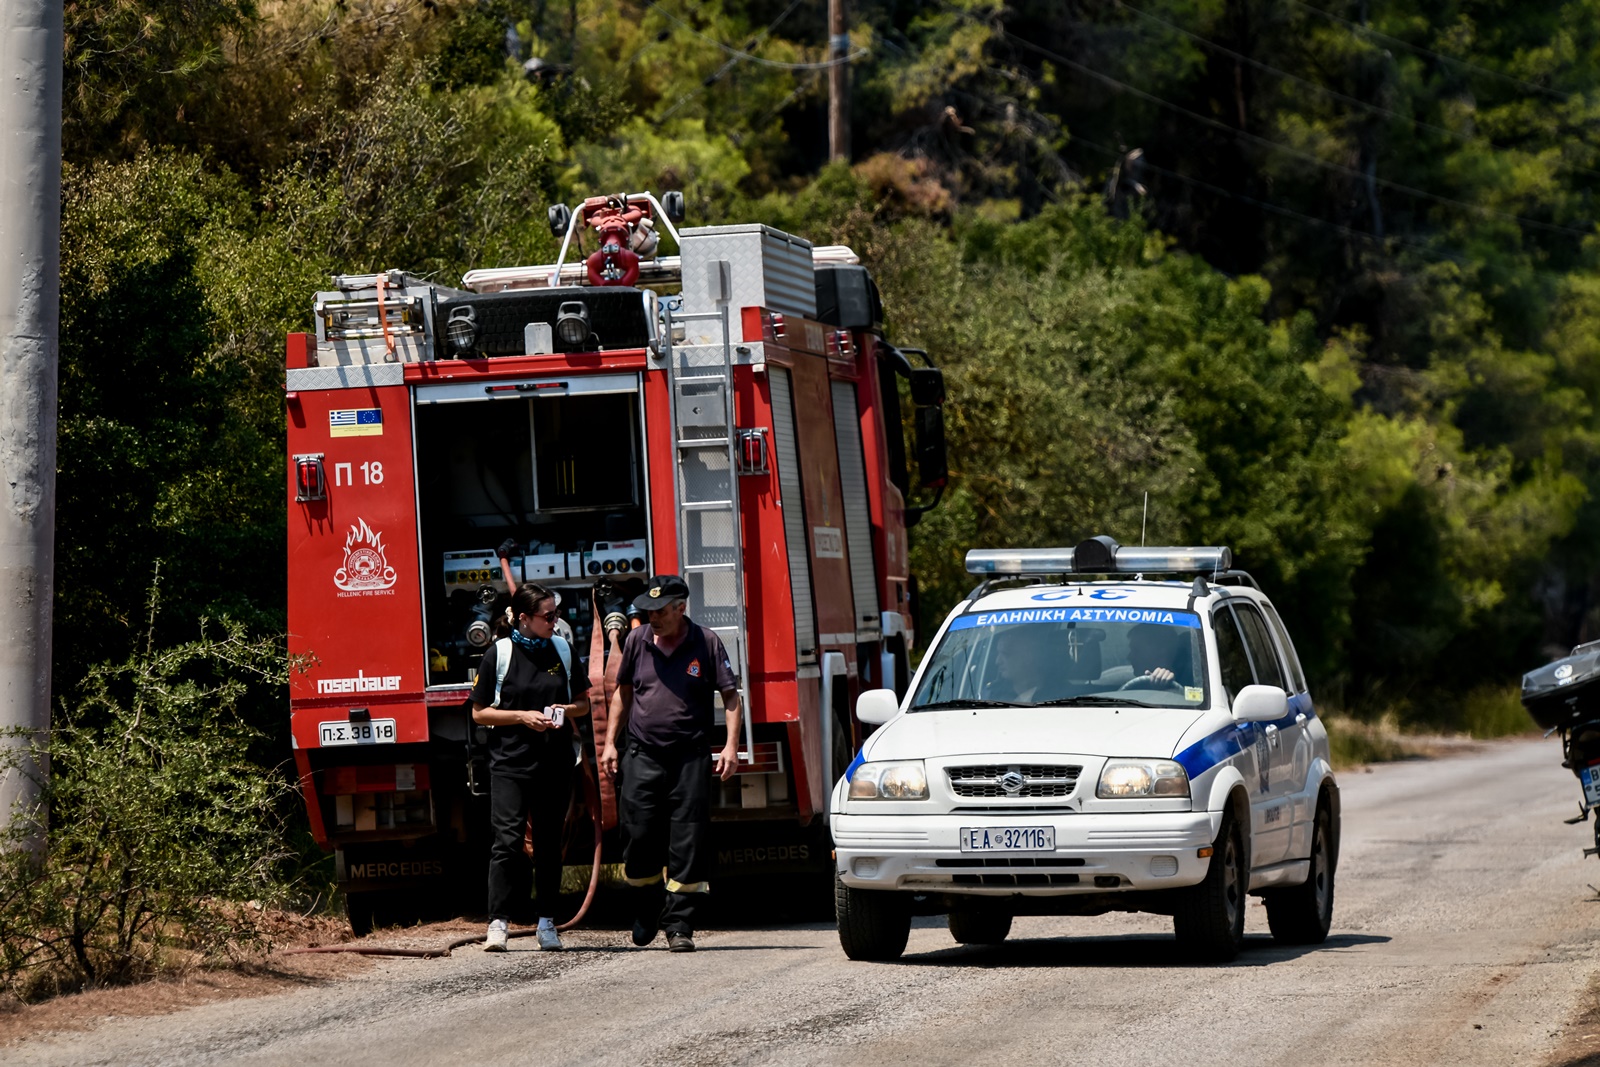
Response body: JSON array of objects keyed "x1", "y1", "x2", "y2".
[
  {"x1": 830, "y1": 379, "x2": 880, "y2": 638},
  {"x1": 769, "y1": 368, "x2": 818, "y2": 665}
]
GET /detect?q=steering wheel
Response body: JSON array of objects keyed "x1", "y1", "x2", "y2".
[{"x1": 1118, "y1": 672, "x2": 1182, "y2": 692}]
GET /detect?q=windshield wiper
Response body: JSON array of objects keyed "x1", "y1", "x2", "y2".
[
  {"x1": 1033, "y1": 696, "x2": 1163, "y2": 709},
  {"x1": 912, "y1": 699, "x2": 1030, "y2": 711}
]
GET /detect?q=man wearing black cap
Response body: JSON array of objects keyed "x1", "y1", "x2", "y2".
[{"x1": 599, "y1": 574, "x2": 741, "y2": 952}]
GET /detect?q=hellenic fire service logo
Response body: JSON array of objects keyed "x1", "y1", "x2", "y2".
[{"x1": 335, "y1": 518, "x2": 397, "y2": 593}]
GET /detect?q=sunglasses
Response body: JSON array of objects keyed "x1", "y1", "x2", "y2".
[{"x1": 526, "y1": 609, "x2": 560, "y2": 622}]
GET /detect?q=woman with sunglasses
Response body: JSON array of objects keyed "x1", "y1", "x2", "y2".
[{"x1": 470, "y1": 583, "x2": 591, "y2": 951}]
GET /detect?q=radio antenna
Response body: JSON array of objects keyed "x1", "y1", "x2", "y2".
[{"x1": 1141, "y1": 492, "x2": 1149, "y2": 546}]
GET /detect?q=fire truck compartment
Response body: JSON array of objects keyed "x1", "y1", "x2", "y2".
[{"x1": 414, "y1": 374, "x2": 649, "y2": 686}]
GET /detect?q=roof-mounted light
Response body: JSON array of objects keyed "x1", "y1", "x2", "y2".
[{"x1": 964, "y1": 537, "x2": 1231, "y2": 576}]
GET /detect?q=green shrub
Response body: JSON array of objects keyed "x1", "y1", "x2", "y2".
[{"x1": 0, "y1": 579, "x2": 292, "y2": 1001}]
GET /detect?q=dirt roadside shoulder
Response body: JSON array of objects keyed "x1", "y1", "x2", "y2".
[{"x1": 0, "y1": 915, "x2": 496, "y2": 1049}]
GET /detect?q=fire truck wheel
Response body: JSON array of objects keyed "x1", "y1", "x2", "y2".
[
  {"x1": 1263, "y1": 795, "x2": 1336, "y2": 945},
  {"x1": 948, "y1": 909, "x2": 1012, "y2": 945},
  {"x1": 835, "y1": 872, "x2": 911, "y2": 961},
  {"x1": 346, "y1": 892, "x2": 378, "y2": 937}
]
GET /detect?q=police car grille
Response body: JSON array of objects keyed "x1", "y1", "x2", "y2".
[{"x1": 946, "y1": 764, "x2": 1081, "y2": 798}]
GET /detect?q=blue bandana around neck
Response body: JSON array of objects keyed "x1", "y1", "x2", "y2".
[{"x1": 510, "y1": 628, "x2": 550, "y2": 651}]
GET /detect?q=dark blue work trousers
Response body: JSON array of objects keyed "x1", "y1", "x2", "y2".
[{"x1": 620, "y1": 738, "x2": 713, "y2": 936}]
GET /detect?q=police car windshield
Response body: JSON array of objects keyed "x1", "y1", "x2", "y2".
[{"x1": 909, "y1": 605, "x2": 1210, "y2": 711}]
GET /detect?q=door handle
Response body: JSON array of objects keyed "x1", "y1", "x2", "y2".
[
  {"x1": 1295, "y1": 713, "x2": 1307, "y2": 725},
  {"x1": 1263, "y1": 723, "x2": 1280, "y2": 748}
]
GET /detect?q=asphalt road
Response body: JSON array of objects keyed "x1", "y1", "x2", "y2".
[{"x1": 11, "y1": 737, "x2": 1600, "y2": 1067}]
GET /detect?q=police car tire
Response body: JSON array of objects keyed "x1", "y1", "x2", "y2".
[
  {"x1": 948, "y1": 910, "x2": 1012, "y2": 945},
  {"x1": 1264, "y1": 798, "x2": 1335, "y2": 945},
  {"x1": 835, "y1": 872, "x2": 911, "y2": 961},
  {"x1": 1172, "y1": 809, "x2": 1246, "y2": 962}
]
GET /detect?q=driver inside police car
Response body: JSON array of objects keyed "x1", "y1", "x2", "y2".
[
  {"x1": 1127, "y1": 623, "x2": 1184, "y2": 687},
  {"x1": 993, "y1": 626, "x2": 1053, "y2": 703}
]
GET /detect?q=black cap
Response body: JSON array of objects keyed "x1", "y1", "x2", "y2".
[{"x1": 633, "y1": 574, "x2": 690, "y2": 611}]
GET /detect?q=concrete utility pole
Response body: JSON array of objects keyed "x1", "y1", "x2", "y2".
[
  {"x1": 0, "y1": 0, "x2": 62, "y2": 835},
  {"x1": 828, "y1": 0, "x2": 850, "y2": 162}
]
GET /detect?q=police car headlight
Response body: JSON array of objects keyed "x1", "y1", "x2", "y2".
[
  {"x1": 1097, "y1": 759, "x2": 1189, "y2": 798},
  {"x1": 848, "y1": 761, "x2": 929, "y2": 800}
]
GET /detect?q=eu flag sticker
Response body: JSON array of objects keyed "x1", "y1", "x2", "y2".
[{"x1": 329, "y1": 408, "x2": 383, "y2": 438}]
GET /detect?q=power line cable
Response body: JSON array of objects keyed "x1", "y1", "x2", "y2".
[
  {"x1": 1285, "y1": 0, "x2": 1573, "y2": 103},
  {"x1": 998, "y1": 27, "x2": 1597, "y2": 240},
  {"x1": 1112, "y1": 0, "x2": 1600, "y2": 181},
  {"x1": 645, "y1": 0, "x2": 868, "y2": 71},
  {"x1": 1074, "y1": 135, "x2": 1469, "y2": 265}
]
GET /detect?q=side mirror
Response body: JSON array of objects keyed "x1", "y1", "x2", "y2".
[
  {"x1": 856, "y1": 688, "x2": 900, "y2": 726},
  {"x1": 547, "y1": 203, "x2": 572, "y2": 238},
  {"x1": 909, "y1": 366, "x2": 945, "y2": 406},
  {"x1": 661, "y1": 190, "x2": 686, "y2": 223},
  {"x1": 914, "y1": 405, "x2": 948, "y2": 489},
  {"x1": 1232, "y1": 684, "x2": 1288, "y2": 723}
]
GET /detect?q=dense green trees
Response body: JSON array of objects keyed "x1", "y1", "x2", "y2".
[{"x1": 50, "y1": 0, "x2": 1600, "y2": 727}]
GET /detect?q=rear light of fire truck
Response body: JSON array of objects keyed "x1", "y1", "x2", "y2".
[
  {"x1": 825, "y1": 329, "x2": 854, "y2": 359},
  {"x1": 737, "y1": 429, "x2": 770, "y2": 476},
  {"x1": 294, "y1": 454, "x2": 326, "y2": 502}
]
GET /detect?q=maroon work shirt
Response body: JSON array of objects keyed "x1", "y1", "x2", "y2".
[{"x1": 616, "y1": 619, "x2": 738, "y2": 747}]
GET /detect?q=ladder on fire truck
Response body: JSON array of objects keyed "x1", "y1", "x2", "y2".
[{"x1": 663, "y1": 305, "x2": 755, "y2": 760}]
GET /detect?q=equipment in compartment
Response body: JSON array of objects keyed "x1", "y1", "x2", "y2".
[
  {"x1": 443, "y1": 541, "x2": 648, "y2": 589},
  {"x1": 436, "y1": 538, "x2": 647, "y2": 674},
  {"x1": 583, "y1": 541, "x2": 648, "y2": 576},
  {"x1": 440, "y1": 550, "x2": 504, "y2": 662},
  {"x1": 521, "y1": 547, "x2": 583, "y2": 581}
]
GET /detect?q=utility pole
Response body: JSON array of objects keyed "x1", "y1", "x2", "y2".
[
  {"x1": 0, "y1": 0, "x2": 62, "y2": 837},
  {"x1": 828, "y1": 0, "x2": 850, "y2": 162}
]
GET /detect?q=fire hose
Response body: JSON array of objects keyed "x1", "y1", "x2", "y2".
[{"x1": 288, "y1": 760, "x2": 606, "y2": 959}]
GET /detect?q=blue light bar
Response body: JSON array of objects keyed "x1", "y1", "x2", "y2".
[{"x1": 965, "y1": 537, "x2": 1231, "y2": 575}]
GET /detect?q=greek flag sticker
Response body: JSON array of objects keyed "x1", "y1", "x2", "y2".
[{"x1": 329, "y1": 408, "x2": 384, "y2": 438}]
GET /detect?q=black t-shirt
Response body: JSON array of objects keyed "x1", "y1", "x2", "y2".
[
  {"x1": 470, "y1": 639, "x2": 591, "y2": 777},
  {"x1": 615, "y1": 620, "x2": 738, "y2": 747}
]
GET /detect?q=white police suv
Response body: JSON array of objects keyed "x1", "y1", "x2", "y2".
[{"x1": 831, "y1": 537, "x2": 1339, "y2": 963}]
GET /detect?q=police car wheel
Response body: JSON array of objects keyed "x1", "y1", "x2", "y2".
[
  {"x1": 1172, "y1": 809, "x2": 1247, "y2": 962},
  {"x1": 835, "y1": 872, "x2": 911, "y2": 961},
  {"x1": 948, "y1": 909, "x2": 1012, "y2": 945},
  {"x1": 1264, "y1": 797, "x2": 1336, "y2": 945}
]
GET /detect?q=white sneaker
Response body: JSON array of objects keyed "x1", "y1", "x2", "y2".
[
  {"x1": 535, "y1": 918, "x2": 563, "y2": 952},
  {"x1": 485, "y1": 919, "x2": 509, "y2": 952}
]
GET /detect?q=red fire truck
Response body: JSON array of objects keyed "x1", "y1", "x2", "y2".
[{"x1": 285, "y1": 192, "x2": 947, "y2": 930}]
